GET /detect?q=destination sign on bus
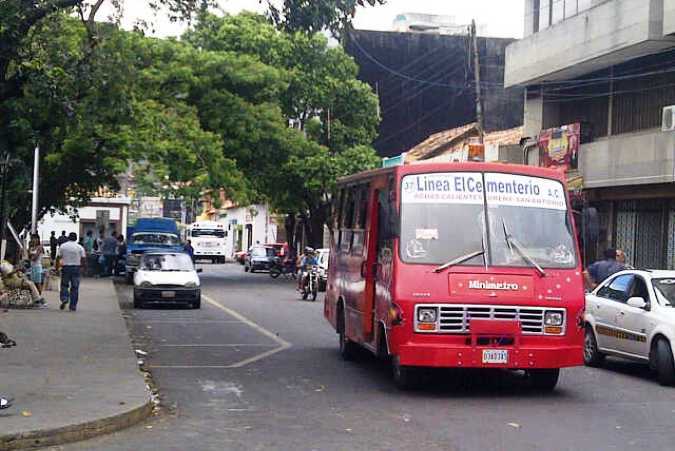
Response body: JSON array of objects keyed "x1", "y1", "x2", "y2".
[{"x1": 402, "y1": 172, "x2": 566, "y2": 210}]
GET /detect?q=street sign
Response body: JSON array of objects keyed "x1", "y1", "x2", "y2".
[{"x1": 382, "y1": 153, "x2": 407, "y2": 168}]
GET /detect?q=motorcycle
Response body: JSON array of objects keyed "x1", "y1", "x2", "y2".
[
  {"x1": 269, "y1": 257, "x2": 296, "y2": 280},
  {"x1": 300, "y1": 265, "x2": 319, "y2": 302}
]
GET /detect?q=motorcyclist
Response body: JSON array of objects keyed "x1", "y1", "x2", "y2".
[{"x1": 297, "y1": 247, "x2": 318, "y2": 292}]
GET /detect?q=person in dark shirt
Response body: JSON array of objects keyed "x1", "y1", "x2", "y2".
[
  {"x1": 184, "y1": 240, "x2": 195, "y2": 263},
  {"x1": 56, "y1": 230, "x2": 68, "y2": 247},
  {"x1": 584, "y1": 248, "x2": 625, "y2": 290},
  {"x1": 49, "y1": 231, "x2": 57, "y2": 264}
]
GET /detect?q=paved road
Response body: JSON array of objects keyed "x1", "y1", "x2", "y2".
[{"x1": 58, "y1": 264, "x2": 675, "y2": 451}]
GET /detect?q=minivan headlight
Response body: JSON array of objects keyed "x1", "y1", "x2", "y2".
[
  {"x1": 544, "y1": 311, "x2": 564, "y2": 326},
  {"x1": 140, "y1": 281, "x2": 153, "y2": 288},
  {"x1": 185, "y1": 281, "x2": 198, "y2": 288}
]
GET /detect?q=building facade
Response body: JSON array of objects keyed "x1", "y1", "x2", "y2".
[
  {"x1": 345, "y1": 30, "x2": 524, "y2": 157},
  {"x1": 506, "y1": 0, "x2": 675, "y2": 268}
]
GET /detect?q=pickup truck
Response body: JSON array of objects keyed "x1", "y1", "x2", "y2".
[{"x1": 125, "y1": 218, "x2": 184, "y2": 283}]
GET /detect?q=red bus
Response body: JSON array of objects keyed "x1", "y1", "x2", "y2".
[{"x1": 324, "y1": 162, "x2": 585, "y2": 390}]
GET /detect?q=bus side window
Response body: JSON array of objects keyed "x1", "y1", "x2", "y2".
[
  {"x1": 352, "y1": 185, "x2": 369, "y2": 256},
  {"x1": 335, "y1": 188, "x2": 345, "y2": 249},
  {"x1": 341, "y1": 188, "x2": 356, "y2": 254}
]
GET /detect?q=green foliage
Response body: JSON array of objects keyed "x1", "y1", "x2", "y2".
[
  {"x1": 264, "y1": 0, "x2": 387, "y2": 35},
  {"x1": 184, "y1": 12, "x2": 381, "y2": 228}
]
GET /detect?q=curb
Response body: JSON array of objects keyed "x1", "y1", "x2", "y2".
[{"x1": 0, "y1": 399, "x2": 153, "y2": 450}]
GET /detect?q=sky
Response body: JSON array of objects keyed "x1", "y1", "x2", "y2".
[{"x1": 100, "y1": 0, "x2": 524, "y2": 39}]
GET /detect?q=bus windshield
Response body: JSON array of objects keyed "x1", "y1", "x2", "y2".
[
  {"x1": 400, "y1": 172, "x2": 577, "y2": 269},
  {"x1": 191, "y1": 229, "x2": 225, "y2": 238}
]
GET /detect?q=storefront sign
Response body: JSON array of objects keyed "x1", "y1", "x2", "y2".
[
  {"x1": 401, "y1": 172, "x2": 567, "y2": 210},
  {"x1": 538, "y1": 123, "x2": 580, "y2": 170}
]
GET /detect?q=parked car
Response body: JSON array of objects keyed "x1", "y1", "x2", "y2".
[
  {"x1": 245, "y1": 246, "x2": 276, "y2": 273},
  {"x1": 234, "y1": 250, "x2": 248, "y2": 265},
  {"x1": 316, "y1": 248, "x2": 329, "y2": 291},
  {"x1": 126, "y1": 218, "x2": 183, "y2": 284},
  {"x1": 133, "y1": 252, "x2": 202, "y2": 309},
  {"x1": 584, "y1": 269, "x2": 675, "y2": 385}
]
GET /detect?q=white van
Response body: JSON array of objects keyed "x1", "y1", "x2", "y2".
[{"x1": 187, "y1": 222, "x2": 227, "y2": 263}]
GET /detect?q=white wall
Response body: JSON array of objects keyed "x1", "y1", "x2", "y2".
[
  {"x1": 580, "y1": 128, "x2": 675, "y2": 188},
  {"x1": 221, "y1": 204, "x2": 278, "y2": 258}
]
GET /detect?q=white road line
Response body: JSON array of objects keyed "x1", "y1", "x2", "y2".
[
  {"x1": 202, "y1": 294, "x2": 291, "y2": 368},
  {"x1": 160, "y1": 344, "x2": 277, "y2": 348},
  {"x1": 139, "y1": 320, "x2": 244, "y2": 324}
]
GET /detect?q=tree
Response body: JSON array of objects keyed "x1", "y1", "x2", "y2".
[
  {"x1": 264, "y1": 0, "x2": 387, "y2": 35},
  {"x1": 185, "y1": 13, "x2": 381, "y2": 248}
]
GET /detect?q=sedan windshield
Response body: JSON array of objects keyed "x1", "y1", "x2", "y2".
[
  {"x1": 132, "y1": 233, "x2": 181, "y2": 246},
  {"x1": 652, "y1": 278, "x2": 675, "y2": 306},
  {"x1": 400, "y1": 172, "x2": 577, "y2": 269},
  {"x1": 142, "y1": 253, "x2": 194, "y2": 272}
]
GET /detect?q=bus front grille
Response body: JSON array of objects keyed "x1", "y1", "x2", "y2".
[{"x1": 429, "y1": 305, "x2": 561, "y2": 335}]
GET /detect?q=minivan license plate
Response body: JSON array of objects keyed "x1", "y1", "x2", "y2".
[
  {"x1": 161, "y1": 291, "x2": 176, "y2": 299},
  {"x1": 482, "y1": 349, "x2": 508, "y2": 364}
]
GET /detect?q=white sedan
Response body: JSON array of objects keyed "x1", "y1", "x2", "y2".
[
  {"x1": 584, "y1": 269, "x2": 675, "y2": 385},
  {"x1": 133, "y1": 252, "x2": 202, "y2": 309}
]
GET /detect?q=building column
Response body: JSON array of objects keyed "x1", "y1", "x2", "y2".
[{"x1": 524, "y1": 87, "x2": 544, "y2": 138}]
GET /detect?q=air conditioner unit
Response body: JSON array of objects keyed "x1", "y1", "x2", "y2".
[{"x1": 662, "y1": 105, "x2": 675, "y2": 131}]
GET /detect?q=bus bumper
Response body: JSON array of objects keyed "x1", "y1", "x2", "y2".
[{"x1": 397, "y1": 343, "x2": 583, "y2": 369}]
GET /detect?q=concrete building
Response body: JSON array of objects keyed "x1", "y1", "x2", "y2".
[
  {"x1": 38, "y1": 196, "x2": 131, "y2": 245},
  {"x1": 506, "y1": 0, "x2": 675, "y2": 268},
  {"x1": 220, "y1": 204, "x2": 279, "y2": 258},
  {"x1": 392, "y1": 13, "x2": 487, "y2": 35}
]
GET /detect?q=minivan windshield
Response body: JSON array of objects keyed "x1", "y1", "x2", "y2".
[
  {"x1": 400, "y1": 172, "x2": 577, "y2": 269},
  {"x1": 141, "y1": 253, "x2": 194, "y2": 272}
]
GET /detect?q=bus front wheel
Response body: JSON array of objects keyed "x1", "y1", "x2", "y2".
[
  {"x1": 338, "y1": 306, "x2": 357, "y2": 360},
  {"x1": 392, "y1": 357, "x2": 420, "y2": 390}
]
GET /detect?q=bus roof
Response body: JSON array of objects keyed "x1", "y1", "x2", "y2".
[{"x1": 337, "y1": 162, "x2": 567, "y2": 186}]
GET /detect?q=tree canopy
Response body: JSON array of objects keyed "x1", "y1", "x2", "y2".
[{"x1": 0, "y1": 2, "x2": 383, "y2": 248}]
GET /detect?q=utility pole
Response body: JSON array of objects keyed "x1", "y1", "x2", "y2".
[
  {"x1": 470, "y1": 19, "x2": 485, "y2": 143},
  {"x1": 0, "y1": 153, "x2": 10, "y2": 259},
  {"x1": 30, "y1": 145, "x2": 40, "y2": 235}
]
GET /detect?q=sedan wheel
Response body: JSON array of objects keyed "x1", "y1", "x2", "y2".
[
  {"x1": 584, "y1": 326, "x2": 605, "y2": 367},
  {"x1": 655, "y1": 339, "x2": 675, "y2": 386}
]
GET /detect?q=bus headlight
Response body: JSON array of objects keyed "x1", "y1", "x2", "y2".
[
  {"x1": 544, "y1": 311, "x2": 564, "y2": 327},
  {"x1": 185, "y1": 282, "x2": 198, "y2": 288},
  {"x1": 418, "y1": 307, "x2": 438, "y2": 323}
]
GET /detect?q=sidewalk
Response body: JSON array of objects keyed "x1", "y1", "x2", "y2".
[{"x1": 0, "y1": 278, "x2": 152, "y2": 450}]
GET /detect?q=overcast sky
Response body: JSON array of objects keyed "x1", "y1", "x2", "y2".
[{"x1": 101, "y1": 0, "x2": 524, "y2": 39}]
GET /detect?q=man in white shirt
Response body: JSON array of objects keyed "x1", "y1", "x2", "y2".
[{"x1": 56, "y1": 232, "x2": 86, "y2": 311}]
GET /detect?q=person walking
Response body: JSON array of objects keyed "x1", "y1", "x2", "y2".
[
  {"x1": 28, "y1": 234, "x2": 45, "y2": 295},
  {"x1": 184, "y1": 240, "x2": 195, "y2": 263},
  {"x1": 115, "y1": 234, "x2": 126, "y2": 276},
  {"x1": 56, "y1": 232, "x2": 86, "y2": 311},
  {"x1": 56, "y1": 230, "x2": 68, "y2": 248},
  {"x1": 584, "y1": 248, "x2": 625, "y2": 290},
  {"x1": 101, "y1": 231, "x2": 118, "y2": 277},
  {"x1": 49, "y1": 231, "x2": 57, "y2": 264}
]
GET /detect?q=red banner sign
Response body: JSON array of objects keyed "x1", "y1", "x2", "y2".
[{"x1": 538, "y1": 123, "x2": 580, "y2": 171}]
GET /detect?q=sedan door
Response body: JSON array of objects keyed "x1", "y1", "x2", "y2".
[
  {"x1": 614, "y1": 275, "x2": 651, "y2": 358},
  {"x1": 590, "y1": 274, "x2": 635, "y2": 352}
]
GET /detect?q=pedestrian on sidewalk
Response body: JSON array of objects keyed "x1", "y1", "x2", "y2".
[
  {"x1": 0, "y1": 261, "x2": 45, "y2": 306},
  {"x1": 101, "y1": 231, "x2": 118, "y2": 277},
  {"x1": 56, "y1": 232, "x2": 86, "y2": 311},
  {"x1": 114, "y1": 234, "x2": 126, "y2": 276},
  {"x1": 56, "y1": 230, "x2": 68, "y2": 248},
  {"x1": 28, "y1": 233, "x2": 45, "y2": 295},
  {"x1": 49, "y1": 231, "x2": 57, "y2": 265}
]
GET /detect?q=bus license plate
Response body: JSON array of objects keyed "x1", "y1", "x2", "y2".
[
  {"x1": 482, "y1": 349, "x2": 508, "y2": 364},
  {"x1": 161, "y1": 291, "x2": 176, "y2": 299}
]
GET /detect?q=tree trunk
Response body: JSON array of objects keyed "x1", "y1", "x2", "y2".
[
  {"x1": 284, "y1": 214, "x2": 297, "y2": 256},
  {"x1": 306, "y1": 204, "x2": 328, "y2": 249}
]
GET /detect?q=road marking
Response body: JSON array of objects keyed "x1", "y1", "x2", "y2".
[
  {"x1": 147, "y1": 295, "x2": 292, "y2": 370},
  {"x1": 139, "y1": 320, "x2": 244, "y2": 324},
  {"x1": 160, "y1": 344, "x2": 278, "y2": 348}
]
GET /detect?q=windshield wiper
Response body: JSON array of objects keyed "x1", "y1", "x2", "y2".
[
  {"x1": 433, "y1": 247, "x2": 486, "y2": 274},
  {"x1": 501, "y1": 219, "x2": 546, "y2": 277}
]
